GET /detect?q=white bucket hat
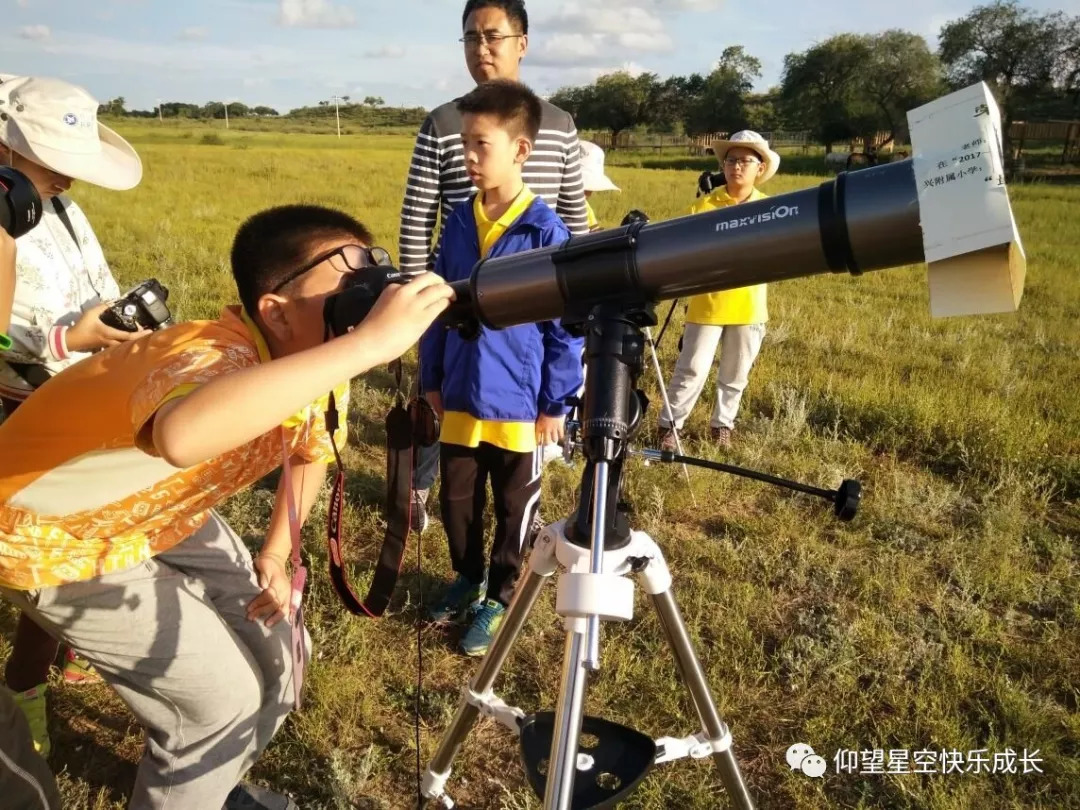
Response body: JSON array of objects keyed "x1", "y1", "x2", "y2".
[
  {"x1": 579, "y1": 140, "x2": 620, "y2": 192},
  {"x1": 0, "y1": 75, "x2": 142, "y2": 190},
  {"x1": 710, "y1": 130, "x2": 780, "y2": 184}
]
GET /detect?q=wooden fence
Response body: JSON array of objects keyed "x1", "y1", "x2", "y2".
[{"x1": 1008, "y1": 120, "x2": 1080, "y2": 164}]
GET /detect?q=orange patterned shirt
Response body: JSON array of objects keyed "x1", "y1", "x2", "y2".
[{"x1": 0, "y1": 305, "x2": 348, "y2": 590}]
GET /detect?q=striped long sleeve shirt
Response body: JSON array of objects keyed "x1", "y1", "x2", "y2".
[{"x1": 398, "y1": 98, "x2": 589, "y2": 272}]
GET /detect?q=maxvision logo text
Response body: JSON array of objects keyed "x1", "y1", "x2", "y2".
[{"x1": 715, "y1": 204, "x2": 800, "y2": 231}]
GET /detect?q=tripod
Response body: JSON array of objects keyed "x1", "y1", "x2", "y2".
[{"x1": 421, "y1": 301, "x2": 859, "y2": 809}]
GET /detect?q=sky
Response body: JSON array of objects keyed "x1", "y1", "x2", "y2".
[{"x1": 3, "y1": 0, "x2": 1077, "y2": 113}]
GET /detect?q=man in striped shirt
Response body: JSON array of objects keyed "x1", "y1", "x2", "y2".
[{"x1": 399, "y1": 0, "x2": 589, "y2": 532}]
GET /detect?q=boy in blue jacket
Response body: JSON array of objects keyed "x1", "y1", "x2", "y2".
[{"x1": 420, "y1": 79, "x2": 584, "y2": 656}]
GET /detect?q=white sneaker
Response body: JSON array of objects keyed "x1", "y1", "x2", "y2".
[{"x1": 541, "y1": 442, "x2": 567, "y2": 466}]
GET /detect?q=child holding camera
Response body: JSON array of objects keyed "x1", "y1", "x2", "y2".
[
  {"x1": 0, "y1": 74, "x2": 152, "y2": 762},
  {"x1": 0, "y1": 200, "x2": 454, "y2": 809},
  {"x1": 420, "y1": 80, "x2": 584, "y2": 657}
]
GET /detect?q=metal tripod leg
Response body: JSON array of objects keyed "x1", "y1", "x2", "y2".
[
  {"x1": 651, "y1": 589, "x2": 756, "y2": 810},
  {"x1": 543, "y1": 630, "x2": 590, "y2": 810},
  {"x1": 643, "y1": 326, "x2": 696, "y2": 506},
  {"x1": 421, "y1": 545, "x2": 554, "y2": 805}
]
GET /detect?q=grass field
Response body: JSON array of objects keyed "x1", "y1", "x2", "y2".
[{"x1": 1, "y1": 122, "x2": 1078, "y2": 810}]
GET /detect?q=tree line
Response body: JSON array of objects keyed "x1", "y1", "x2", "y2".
[
  {"x1": 99, "y1": 96, "x2": 428, "y2": 128},
  {"x1": 550, "y1": 0, "x2": 1079, "y2": 151}
]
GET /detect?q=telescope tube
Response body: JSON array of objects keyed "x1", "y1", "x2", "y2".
[{"x1": 445, "y1": 160, "x2": 923, "y2": 330}]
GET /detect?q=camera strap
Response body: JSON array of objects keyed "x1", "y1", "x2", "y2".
[
  {"x1": 324, "y1": 367, "x2": 414, "y2": 618},
  {"x1": 279, "y1": 428, "x2": 310, "y2": 711},
  {"x1": 50, "y1": 198, "x2": 81, "y2": 255}
]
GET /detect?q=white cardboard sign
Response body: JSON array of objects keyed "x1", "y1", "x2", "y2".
[{"x1": 907, "y1": 82, "x2": 1026, "y2": 317}]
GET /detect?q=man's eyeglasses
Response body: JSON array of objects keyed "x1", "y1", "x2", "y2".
[
  {"x1": 273, "y1": 245, "x2": 392, "y2": 293},
  {"x1": 724, "y1": 157, "x2": 762, "y2": 168},
  {"x1": 460, "y1": 31, "x2": 523, "y2": 48}
]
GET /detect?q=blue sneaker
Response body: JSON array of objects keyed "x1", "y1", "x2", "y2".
[
  {"x1": 427, "y1": 575, "x2": 485, "y2": 624},
  {"x1": 461, "y1": 599, "x2": 507, "y2": 657}
]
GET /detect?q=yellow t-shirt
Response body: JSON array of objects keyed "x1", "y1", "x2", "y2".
[
  {"x1": 586, "y1": 200, "x2": 599, "y2": 231},
  {"x1": 0, "y1": 306, "x2": 349, "y2": 590},
  {"x1": 684, "y1": 187, "x2": 769, "y2": 326},
  {"x1": 439, "y1": 188, "x2": 538, "y2": 453}
]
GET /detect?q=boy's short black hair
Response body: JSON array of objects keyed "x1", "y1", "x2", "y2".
[
  {"x1": 457, "y1": 79, "x2": 542, "y2": 143},
  {"x1": 231, "y1": 205, "x2": 373, "y2": 318},
  {"x1": 461, "y1": 0, "x2": 528, "y2": 34}
]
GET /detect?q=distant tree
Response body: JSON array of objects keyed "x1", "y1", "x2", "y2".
[
  {"x1": 743, "y1": 90, "x2": 783, "y2": 132},
  {"x1": 577, "y1": 71, "x2": 654, "y2": 142},
  {"x1": 97, "y1": 96, "x2": 126, "y2": 116},
  {"x1": 683, "y1": 46, "x2": 761, "y2": 136},
  {"x1": 939, "y1": 0, "x2": 1080, "y2": 147},
  {"x1": 780, "y1": 34, "x2": 875, "y2": 151},
  {"x1": 252, "y1": 105, "x2": 280, "y2": 117},
  {"x1": 643, "y1": 75, "x2": 703, "y2": 134},
  {"x1": 862, "y1": 30, "x2": 944, "y2": 145},
  {"x1": 549, "y1": 85, "x2": 593, "y2": 123},
  {"x1": 363, "y1": 95, "x2": 384, "y2": 106}
]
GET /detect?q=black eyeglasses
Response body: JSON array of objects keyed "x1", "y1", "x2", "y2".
[
  {"x1": 459, "y1": 31, "x2": 523, "y2": 48},
  {"x1": 724, "y1": 157, "x2": 762, "y2": 168},
  {"x1": 273, "y1": 245, "x2": 392, "y2": 293}
]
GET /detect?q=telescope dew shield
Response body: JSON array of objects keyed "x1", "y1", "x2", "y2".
[{"x1": 443, "y1": 81, "x2": 1025, "y2": 332}]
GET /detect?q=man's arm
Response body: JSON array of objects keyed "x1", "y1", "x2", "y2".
[
  {"x1": 152, "y1": 273, "x2": 453, "y2": 468},
  {"x1": 555, "y1": 113, "x2": 590, "y2": 237},
  {"x1": 399, "y1": 115, "x2": 443, "y2": 273}
]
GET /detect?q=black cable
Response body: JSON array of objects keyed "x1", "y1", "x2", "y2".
[{"x1": 415, "y1": 518, "x2": 424, "y2": 810}]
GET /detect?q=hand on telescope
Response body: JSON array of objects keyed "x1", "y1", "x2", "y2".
[
  {"x1": 536, "y1": 413, "x2": 566, "y2": 447},
  {"x1": 354, "y1": 272, "x2": 454, "y2": 366},
  {"x1": 67, "y1": 301, "x2": 149, "y2": 353}
]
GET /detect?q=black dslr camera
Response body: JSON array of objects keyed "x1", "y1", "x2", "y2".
[
  {"x1": 1, "y1": 166, "x2": 43, "y2": 238},
  {"x1": 696, "y1": 170, "x2": 725, "y2": 198},
  {"x1": 100, "y1": 279, "x2": 174, "y2": 332},
  {"x1": 323, "y1": 266, "x2": 419, "y2": 338}
]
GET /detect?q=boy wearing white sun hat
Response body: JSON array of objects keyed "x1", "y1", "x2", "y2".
[
  {"x1": 658, "y1": 130, "x2": 780, "y2": 451},
  {"x1": 579, "y1": 140, "x2": 620, "y2": 231}
]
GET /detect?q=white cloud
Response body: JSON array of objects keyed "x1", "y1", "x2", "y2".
[
  {"x1": 278, "y1": 0, "x2": 355, "y2": 28},
  {"x1": 179, "y1": 26, "x2": 208, "y2": 41},
  {"x1": 543, "y1": 6, "x2": 665, "y2": 36},
  {"x1": 648, "y1": 0, "x2": 723, "y2": 8},
  {"x1": 363, "y1": 45, "x2": 405, "y2": 59},
  {"x1": 18, "y1": 25, "x2": 51, "y2": 41},
  {"x1": 532, "y1": 33, "x2": 604, "y2": 65},
  {"x1": 532, "y1": 5, "x2": 674, "y2": 65},
  {"x1": 617, "y1": 31, "x2": 673, "y2": 52}
]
